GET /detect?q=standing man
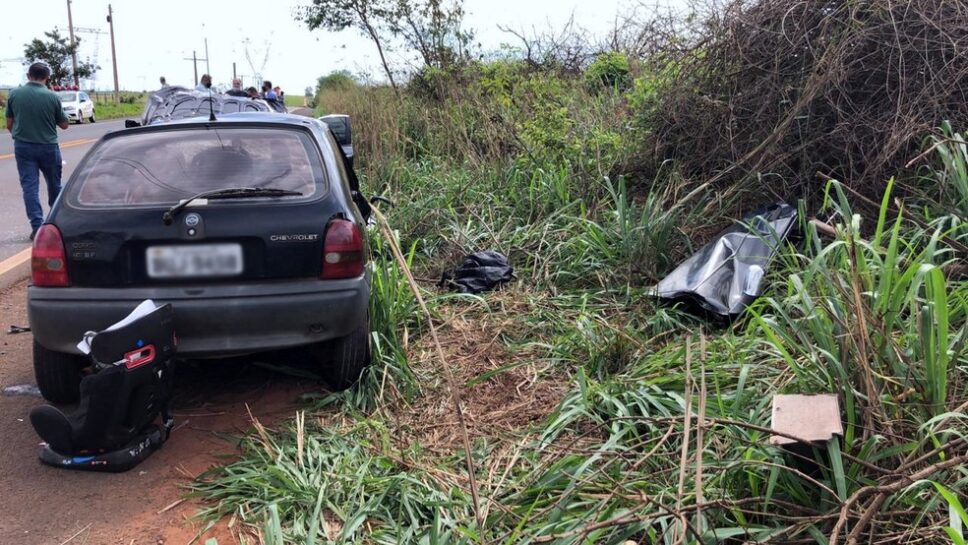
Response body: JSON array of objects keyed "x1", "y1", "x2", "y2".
[
  {"x1": 159, "y1": 76, "x2": 168, "y2": 89},
  {"x1": 261, "y1": 80, "x2": 277, "y2": 102},
  {"x1": 225, "y1": 79, "x2": 247, "y2": 97},
  {"x1": 5, "y1": 63, "x2": 69, "y2": 240}
]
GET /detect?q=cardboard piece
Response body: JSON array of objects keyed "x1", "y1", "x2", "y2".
[{"x1": 770, "y1": 394, "x2": 843, "y2": 446}]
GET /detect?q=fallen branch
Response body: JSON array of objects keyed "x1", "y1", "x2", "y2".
[
  {"x1": 371, "y1": 205, "x2": 485, "y2": 538},
  {"x1": 58, "y1": 524, "x2": 92, "y2": 545},
  {"x1": 829, "y1": 453, "x2": 968, "y2": 544}
]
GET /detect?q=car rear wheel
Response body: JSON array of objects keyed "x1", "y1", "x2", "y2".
[
  {"x1": 33, "y1": 341, "x2": 85, "y2": 404},
  {"x1": 315, "y1": 318, "x2": 371, "y2": 390},
  {"x1": 89, "y1": 111, "x2": 96, "y2": 123}
]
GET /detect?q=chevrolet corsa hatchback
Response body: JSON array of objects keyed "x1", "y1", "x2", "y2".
[{"x1": 28, "y1": 113, "x2": 371, "y2": 403}]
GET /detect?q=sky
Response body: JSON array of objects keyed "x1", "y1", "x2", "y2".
[{"x1": 1, "y1": 0, "x2": 687, "y2": 93}]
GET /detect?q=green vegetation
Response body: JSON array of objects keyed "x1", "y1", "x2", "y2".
[
  {"x1": 23, "y1": 29, "x2": 97, "y2": 87},
  {"x1": 284, "y1": 94, "x2": 306, "y2": 107},
  {"x1": 194, "y1": 1, "x2": 968, "y2": 543},
  {"x1": 92, "y1": 98, "x2": 143, "y2": 121}
]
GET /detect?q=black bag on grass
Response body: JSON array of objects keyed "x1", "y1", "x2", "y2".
[
  {"x1": 440, "y1": 251, "x2": 514, "y2": 294},
  {"x1": 29, "y1": 301, "x2": 176, "y2": 472}
]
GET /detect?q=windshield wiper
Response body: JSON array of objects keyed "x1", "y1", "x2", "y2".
[{"x1": 163, "y1": 187, "x2": 303, "y2": 225}]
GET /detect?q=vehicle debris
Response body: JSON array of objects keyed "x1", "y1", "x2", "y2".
[
  {"x1": 2, "y1": 384, "x2": 41, "y2": 397},
  {"x1": 7, "y1": 325, "x2": 31, "y2": 334},
  {"x1": 439, "y1": 251, "x2": 514, "y2": 294},
  {"x1": 29, "y1": 300, "x2": 176, "y2": 472},
  {"x1": 656, "y1": 202, "x2": 797, "y2": 318}
]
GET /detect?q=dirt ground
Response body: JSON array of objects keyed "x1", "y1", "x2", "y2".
[{"x1": 0, "y1": 279, "x2": 320, "y2": 545}]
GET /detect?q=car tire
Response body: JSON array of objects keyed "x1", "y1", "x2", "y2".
[
  {"x1": 315, "y1": 318, "x2": 371, "y2": 390},
  {"x1": 90, "y1": 111, "x2": 96, "y2": 123},
  {"x1": 33, "y1": 341, "x2": 85, "y2": 404}
]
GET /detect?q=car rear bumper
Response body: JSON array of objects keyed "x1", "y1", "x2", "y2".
[{"x1": 28, "y1": 276, "x2": 369, "y2": 356}]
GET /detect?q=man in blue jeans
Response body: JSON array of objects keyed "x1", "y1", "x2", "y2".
[{"x1": 5, "y1": 63, "x2": 69, "y2": 240}]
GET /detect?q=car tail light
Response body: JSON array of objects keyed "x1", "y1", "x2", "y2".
[
  {"x1": 322, "y1": 219, "x2": 364, "y2": 279},
  {"x1": 32, "y1": 225, "x2": 70, "y2": 287}
]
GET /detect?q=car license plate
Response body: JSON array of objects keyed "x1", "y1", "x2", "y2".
[{"x1": 147, "y1": 244, "x2": 243, "y2": 278}]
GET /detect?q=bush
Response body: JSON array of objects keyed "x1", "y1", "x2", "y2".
[
  {"x1": 585, "y1": 51, "x2": 631, "y2": 91},
  {"x1": 645, "y1": 0, "x2": 968, "y2": 202},
  {"x1": 316, "y1": 70, "x2": 357, "y2": 93}
]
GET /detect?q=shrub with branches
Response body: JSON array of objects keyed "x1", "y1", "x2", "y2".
[{"x1": 647, "y1": 0, "x2": 968, "y2": 202}]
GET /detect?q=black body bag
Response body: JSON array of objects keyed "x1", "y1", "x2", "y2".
[{"x1": 29, "y1": 301, "x2": 177, "y2": 472}]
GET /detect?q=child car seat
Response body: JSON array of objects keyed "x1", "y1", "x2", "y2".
[{"x1": 29, "y1": 301, "x2": 176, "y2": 472}]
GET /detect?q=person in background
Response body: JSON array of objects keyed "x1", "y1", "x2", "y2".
[
  {"x1": 5, "y1": 63, "x2": 69, "y2": 240},
  {"x1": 226, "y1": 79, "x2": 247, "y2": 97},
  {"x1": 245, "y1": 86, "x2": 260, "y2": 98},
  {"x1": 274, "y1": 86, "x2": 285, "y2": 103},
  {"x1": 195, "y1": 74, "x2": 212, "y2": 92},
  {"x1": 262, "y1": 81, "x2": 277, "y2": 102},
  {"x1": 159, "y1": 76, "x2": 168, "y2": 89}
]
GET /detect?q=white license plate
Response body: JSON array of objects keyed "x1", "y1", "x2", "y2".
[{"x1": 147, "y1": 244, "x2": 243, "y2": 278}]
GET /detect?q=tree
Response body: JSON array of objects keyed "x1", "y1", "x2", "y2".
[
  {"x1": 23, "y1": 29, "x2": 98, "y2": 87},
  {"x1": 298, "y1": 0, "x2": 400, "y2": 90},
  {"x1": 297, "y1": 0, "x2": 470, "y2": 88},
  {"x1": 317, "y1": 70, "x2": 358, "y2": 93},
  {"x1": 393, "y1": 0, "x2": 472, "y2": 70}
]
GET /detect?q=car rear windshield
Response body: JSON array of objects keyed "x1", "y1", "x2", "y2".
[
  {"x1": 58, "y1": 92, "x2": 78, "y2": 102},
  {"x1": 70, "y1": 127, "x2": 326, "y2": 207}
]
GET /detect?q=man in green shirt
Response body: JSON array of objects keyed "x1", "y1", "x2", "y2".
[{"x1": 5, "y1": 62, "x2": 69, "y2": 239}]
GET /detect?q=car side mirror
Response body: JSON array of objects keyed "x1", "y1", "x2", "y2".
[
  {"x1": 124, "y1": 120, "x2": 142, "y2": 128},
  {"x1": 80, "y1": 98, "x2": 87, "y2": 103}
]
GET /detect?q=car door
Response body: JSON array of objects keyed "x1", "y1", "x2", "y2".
[{"x1": 79, "y1": 93, "x2": 91, "y2": 117}]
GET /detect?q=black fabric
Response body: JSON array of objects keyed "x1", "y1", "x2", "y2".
[
  {"x1": 440, "y1": 251, "x2": 514, "y2": 294},
  {"x1": 29, "y1": 302, "x2": 176, "y2": 472}
]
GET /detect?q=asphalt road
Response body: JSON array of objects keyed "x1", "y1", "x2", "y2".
[{"x1": 0, "y1": 118, "x2": 129, "y2": 261}]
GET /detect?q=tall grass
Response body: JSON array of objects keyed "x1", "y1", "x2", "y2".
[
  {"x1": 927, "y1": 121, "x2": 968, "y2": 218},
  {"x1": 191, "y1": 62, "x2": 968, "y2": 543}
]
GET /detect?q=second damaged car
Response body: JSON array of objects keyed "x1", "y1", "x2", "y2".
[{"x1": 28, "y1": 113, "x2": 371, "y2": 403}]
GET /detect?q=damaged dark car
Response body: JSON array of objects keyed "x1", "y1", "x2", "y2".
[
  {"x1": 133, "y1": 88, "x2": 272, "y2": 126},
  {"x1": 28, "y1": 112, "x2": 372, "y2": 403}
]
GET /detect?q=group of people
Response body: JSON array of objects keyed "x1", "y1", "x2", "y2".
[{"x1": 160, "y1": 75, "x2": 285, "y2": 104}]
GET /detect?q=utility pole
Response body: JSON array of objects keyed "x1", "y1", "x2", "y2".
[
  {"x1": 182, "y1": 51, "x2": 207, "y2": 85},
  {"x1": 204, "y1": 38, "x2": 210, "y2": 75},
  {"x1": 66, "y1": 0, "x2": 80, "y2": 87},
  {"x1": 106, "y1": 4, "x2": 120, "y2": 102}
]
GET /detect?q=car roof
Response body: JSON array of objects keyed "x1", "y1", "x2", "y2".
[
  {"x1": 114, "y1": 113, "x2": 323, "y2": 139},
  {"x1": 165, "y1": 112, "x2": 312, "y2": 126}
]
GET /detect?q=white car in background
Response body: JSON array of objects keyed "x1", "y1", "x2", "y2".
[{"x1": 58, "y1": 91, "x2": 96, "y2": 123}]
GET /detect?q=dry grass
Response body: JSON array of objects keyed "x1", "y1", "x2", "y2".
[{"x1": 399, "y1": 291, "x2": 569, "y2": 451}]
